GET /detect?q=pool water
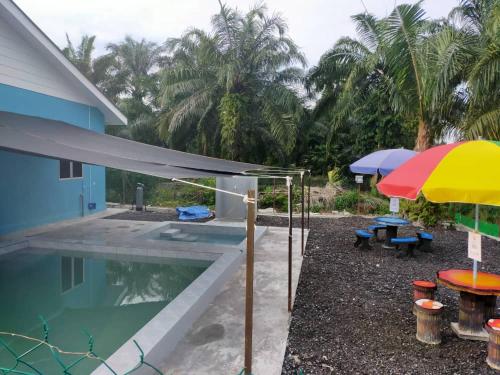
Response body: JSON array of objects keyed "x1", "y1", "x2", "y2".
[{"x1": 0, "y1": 248, "x2": 210, "y2": 374}]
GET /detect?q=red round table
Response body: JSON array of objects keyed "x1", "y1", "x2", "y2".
[{"x1": 437, "y1": 269, "x2": 500, "y2": 341}]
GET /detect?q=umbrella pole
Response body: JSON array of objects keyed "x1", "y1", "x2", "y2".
[
  {"x1": 473, "y1": 204, "x2": 479, "y2": 284},
  {"x1": 244, "y1": 190, "x2": 256, "y2": 375}
]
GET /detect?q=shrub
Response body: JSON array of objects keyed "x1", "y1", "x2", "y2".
[
  {"x1": 147, "y1": 178, "x2": 216, "y2": 208},
  {"x1": 311, "y1": 203, "x2": 324, "y2": 213},
  {"x1": 259, "y1": 188, "x2": 288, "y2": 211},
  {"x1": 334, "y1": 190, "x2": 359, "y2": 211},
  {"x1": 361, "y1": 194, "x2": 390, "y2": 215},
  {"x1": 327, "y1": 167, "x2": 342, "y2": 186},
  {"x1": 400, "y1": 196, "x2": 449, "y2": 227},
  {"x1": 258, "y1": 183, "x2": 306, "y2": 212},
  {"x1": 106, "y1": 189, "x2": 121, "y2": 204}
]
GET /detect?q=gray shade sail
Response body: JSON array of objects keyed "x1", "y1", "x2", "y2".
[{"x1": 0, "y1": 112, "x2": 263, "y2": 178}]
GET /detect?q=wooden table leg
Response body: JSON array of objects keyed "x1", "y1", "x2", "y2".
[
  {"x1": 455, "y1": 291, "x2": 487, "y2": 339},
  {"x1": 483, "y1": 296, "x2": 497, "y2": 322},
  {"x1": 459, "y1": 291, "x2": 485, "y2": 333},
  {"x1": 383, "y1": 225, "x2": 397, "y2": 249}
]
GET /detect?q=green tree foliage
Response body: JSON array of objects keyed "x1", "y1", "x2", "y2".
[
  {"x1": 64, "y1": 35, "x2": 165, "y2": 146},
  {"x1": 62, "y1": 34, "x2": 124, "y2": 101},
  {"x1": 159, "y1": 2, "x2": 306, "y2": 163},
  {"x1": 449, "y1": 0, "x2": 500, "y2": 139},
  {"x1": 62, "y1": 0, "x2": 498, "y2": 181},
  {"x1": 307, "y1": 0, "x2": 499, "y2": 160}
]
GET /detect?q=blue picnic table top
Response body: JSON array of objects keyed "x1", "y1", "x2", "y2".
[{"x1": 374, "y1": 216, "x2": 410, "y2": 226}]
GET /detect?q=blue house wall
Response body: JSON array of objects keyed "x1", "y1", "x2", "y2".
[{"x1": 0, "y1": 83, "x2": 107, "y2": 235}]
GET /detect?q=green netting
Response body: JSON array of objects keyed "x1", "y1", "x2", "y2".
[
  {"x1": 0, "y1": 317, "x2": 163, "y2": 375},
  {"x1": 455, "y1": 213, "x2": 499, "y2": 238}
]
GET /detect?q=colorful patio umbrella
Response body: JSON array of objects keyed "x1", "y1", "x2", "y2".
[
  {"x1": 377, "y1": 140, "x2": 500, "y2": 281},
  {"x1": 377, "y1": 140, "x2": 500, "y2": 205},
  {"x1": 349, "y1": 148, "x2": 417, "y2": 176}
]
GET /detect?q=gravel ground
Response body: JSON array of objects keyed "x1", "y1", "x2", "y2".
[
  {"x1": 257, "y1": 216, "x2": 500, "y2": 375},
  {"x1": 103, "y1": 208, "x2": 214, "y2": 222}
]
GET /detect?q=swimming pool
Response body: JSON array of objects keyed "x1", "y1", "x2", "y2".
[{"x1": 0, "y1": 248, "x2": 211, "y2": 374}]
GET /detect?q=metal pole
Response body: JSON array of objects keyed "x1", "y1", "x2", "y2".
[
  {"x1": 287, "y1": 177, "x2": 293, "y2": 312},
  {"x1": 121, "y1": 171, "x2": 126, "y2": 204},
  {"x1": 301, "y1": 171, "x2": 305, "y2": 256},
  {"x1": 307, "y1": 170, "x2": 311, "y2": 229},
  {"x1": 273, "y1": 178, "x2": 276, "y2": 213},
  {"x1": 473, "y1": 204, "x2": 479, "y2": 284},
  {"x1": 357, "y1": 183, "x2": 361, "y2": 214},
  {"x1": 244, "y1": 190, "x2": 256, "y2": 375}
]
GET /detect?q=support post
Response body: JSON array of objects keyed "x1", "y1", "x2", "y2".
[
  {"x1": 272, "y1": 178, "x2": 276, "y2": 213},
  {"x1": 287, "y1": 176, "x2": 293, "y2": 312},
  {"x1": 357, "y1": 183, "x2": 361, "y2": 214},
  {"x1": 307, "y1": 170, "x2": 311, "y2": 229},
  {"x1": 244, "y1": 190, "x2": 256, "y2": 375},
  {"x1": 301, "y1": 171, "x2": 305, "y2": 256}
]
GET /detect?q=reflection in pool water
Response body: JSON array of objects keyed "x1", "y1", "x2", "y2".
[{"x1": 0, "y1": 248, "x2": 210, "y2": 374}]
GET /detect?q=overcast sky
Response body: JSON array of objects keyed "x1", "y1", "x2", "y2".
[{"x1": 15, "y1": 0, "x2": 458, "y2": 66}]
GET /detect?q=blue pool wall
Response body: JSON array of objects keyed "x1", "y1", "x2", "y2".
[
  {"x1": 0, "y1": 252, "x2": 107, "y2": 329},
  {"x1": 0, "y1": 84, "x2": 107, "y2": 235}
]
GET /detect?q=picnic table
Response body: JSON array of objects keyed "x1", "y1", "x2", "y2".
[
  {"x1": 437, "y1": 269, "x2": 500, "y2": 341},
  {"x1": 374, "y1": 216, "x2": 410, "y2": 249}
]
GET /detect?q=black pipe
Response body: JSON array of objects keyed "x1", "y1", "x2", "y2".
[
  {"x1": 288, "y1": 177, "x2": 293, "y2": 312},
  {"x1": 307, "y1": 170, "x2": 311, "y2": 229}
]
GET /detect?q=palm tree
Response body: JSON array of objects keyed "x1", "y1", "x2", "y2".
[
  {"x1": 449, "y1": 0, "x2": 500, "y2": 139},
  {"x1": 105, "y1": 37, "x2": 166, "y2": 145},
  {"x1": 63, "y1": 34, "x2": 126, "y2": 102},
  {"x1": 107, "y1": 37, "x2": 165, "y2": 111},
  {"x1": 308, "y1": 2, "x2": 484, "y2": 151},
  {"x1": 159, "y1": 3, "x2": 306, "y2": 162},
  {"x1": 62, "y1": 34, "x2": 96, "y2": 77},
  {"x1": 306, "y1": 12, "x2": 391, "y2": 147}
]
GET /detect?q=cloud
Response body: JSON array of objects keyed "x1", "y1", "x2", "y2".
[{"x1": 14, "y1": 0, "x2": 458, "y2": 66}]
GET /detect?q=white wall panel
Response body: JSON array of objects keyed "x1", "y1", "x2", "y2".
[{"x1": 0, "y1": 13, "x2": 92, "y2": 105}]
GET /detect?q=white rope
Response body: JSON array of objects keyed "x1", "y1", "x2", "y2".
[{"x1": 171, "y1": 178, "x2": 256, "y2": 203}]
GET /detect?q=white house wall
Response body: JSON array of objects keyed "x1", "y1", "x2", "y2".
[{"x1": 0, "y1": 12, "x2": 93, "y2": 106}]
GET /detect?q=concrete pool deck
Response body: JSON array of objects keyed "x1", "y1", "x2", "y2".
[
  {"x1": 0, "y1": 209, "x2": 308, "y2": 374},
  {"x1": 162, "y1": 226, "x2": 307, "y2": 375}
]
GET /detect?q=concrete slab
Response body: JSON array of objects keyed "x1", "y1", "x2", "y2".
[
  {"x1": 0, "y1": 208, "x2": 127, "y2": 242},
  {"x1": 161, "y1": 226, "x2": 308, "y2": 375},
  {"x1": 450, "y1": 322, "x2": 489, "y2": 341}
]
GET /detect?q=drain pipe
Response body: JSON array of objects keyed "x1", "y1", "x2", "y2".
[
  {"x1": 80, "y1": 193, "x2": 84, "y2": 217},
  {"x1": 88, "y1": 106, "x2": 93, "y2": 208}
]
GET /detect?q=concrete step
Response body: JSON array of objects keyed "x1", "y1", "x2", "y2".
[
  {"x1": 171, "y1": 233, "x2": 190, "y2": 240},
  {"x1": 159, "y1": 228, "x2": 181, "y2": 238},
  {"x1": 170, "y1": 233, "x2": 199, "y2": 242}
]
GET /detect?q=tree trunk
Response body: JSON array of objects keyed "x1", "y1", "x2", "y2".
[{"x1": 415, "y1": 119, "x2": 431, "y2": 151}]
